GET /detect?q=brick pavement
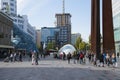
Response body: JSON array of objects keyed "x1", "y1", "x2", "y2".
[{"x1": 0, "y1": 55, "x2": 120, "y2": 80}]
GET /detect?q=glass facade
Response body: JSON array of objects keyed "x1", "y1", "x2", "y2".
[
  {"x1": 114, "y1": 27, "x2": 120, "y2": 53},
  {"x1": 113, "y1": 13, "x2": 120, "y2": 28},
  {"x1": 12, "y1": 24, "x2": 38, "y2": 52},
  {"x1": 112, "y1": 0, "x2": 120, "y2": 54},
  {"x1": 41, "y1": 27, "x2": 60, "y2": 44}
]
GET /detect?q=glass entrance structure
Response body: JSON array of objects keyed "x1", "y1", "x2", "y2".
[{"x1": 12, "y1": 24, "x2": 38, "y2": 52}]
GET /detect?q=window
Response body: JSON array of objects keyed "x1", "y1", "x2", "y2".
[
  {"x1": 10, "y1": 3, "x2": 14, "y2": 6},
  {"x1": 0, "y1": 33, "x2": 4, "y2": 38},
  {"x1": 14, "y1": 19, "x2": 17, "y2": 22},
  {"x1": 11, "y1": 8, "x2": 14, "y2": 11},
  {"x1": 3, "y1": 2, "x2": 8, "y2": 5}
]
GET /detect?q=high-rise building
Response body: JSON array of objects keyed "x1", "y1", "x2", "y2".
[
  {"x1": 112, "y1": 0, "x2": 120, "y2": 53},
  {"x1": 55, "y1": 14, "x2": 71, "y2": 46},
  {"x1": 55, "y1": 13, "x2": 71, "y2": 46},
  {"x1": 55, "y1": 0, "x2": 71, "y2": 46},
  {"x1": 55, "y1": 13, "x2": 71, "y2": 27}
]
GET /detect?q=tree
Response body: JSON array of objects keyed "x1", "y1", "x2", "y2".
[
  {"x1": 75, "y1": 36, "x2": 82, "y2": 50},
  {"x1": 79, "y1": 41, "x2": 87, "y2": 51}
]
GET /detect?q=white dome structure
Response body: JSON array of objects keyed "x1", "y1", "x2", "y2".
[{"x1": 58, "y1": 44, "x2": 76, "y2": 55}]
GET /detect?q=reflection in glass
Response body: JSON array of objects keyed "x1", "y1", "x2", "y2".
[{"x1": 58, "y1": 44, "x2": 76, "y2": 55}]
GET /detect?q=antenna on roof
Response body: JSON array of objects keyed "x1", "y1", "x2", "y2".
[{"x1": 63, "y1": 0, "x2": 65, "y2": 14}]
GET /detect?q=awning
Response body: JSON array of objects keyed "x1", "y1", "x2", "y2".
[{"x1": 0, "y1": 45, "x2": 14, "y2": 49}]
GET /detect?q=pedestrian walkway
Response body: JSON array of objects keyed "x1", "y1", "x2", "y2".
[{"x1": 0, "y1": 55, "x2": 120, "y2": 80}]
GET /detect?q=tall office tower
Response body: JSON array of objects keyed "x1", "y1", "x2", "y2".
[
  {"x1": 0, "y1": 0, "x2": 17, "y2": 16},
  {"x1": 55, "y1": 13, "x2": 71, "y2": 46},
  {"x1": 55, "y1": 0, "x2": 71, "y2": 46}
]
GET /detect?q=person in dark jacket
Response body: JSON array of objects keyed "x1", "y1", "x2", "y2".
[
  {"x1": 99, "y1": 53, "x2": 104, "y2": 67},
  {"x1": 67, "y1": 52, "x2": 71, "y2": 64}
]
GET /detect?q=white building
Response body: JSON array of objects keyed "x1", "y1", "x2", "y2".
[
  {"x1": 0, "y1": 0, "x2": 17, "y2": 16},
  {"x1": 0, "y1": 0, "x2": 36, "y2": 43}
]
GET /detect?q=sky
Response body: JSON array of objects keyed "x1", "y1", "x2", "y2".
[{"x1": 17, "y1": 0, "x2": 92, "y2": 41}]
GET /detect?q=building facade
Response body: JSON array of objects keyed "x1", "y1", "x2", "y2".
[
  {"x1": 0, "y1": 0, "x2": 36, "y2": 43},
  {"x1": 0, "y1": 11, "x2": 13, "y2": 48},
  {"x1": 55, "y1": 13, "x2": 71, "y2": 46},
  {"x1": 0, "y1": 0, "x2": 17, "y2": 16},
  {"x1": 114, "y1": 27, "x2": 120, "y2": 53},
  {"x1": 41, "y1": 27, "x2": 60, "y2": 47},
  {"x1": 112, "y1": 0, "x2": 120, "y2": 54}
]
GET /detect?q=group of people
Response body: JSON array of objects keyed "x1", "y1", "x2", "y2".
[
  {"x1": 54, "y1": 51, "x2": 85, "y2": 64},
  {"x1": 99, "y1": 53, "x2": 117, "y2": 67},
  {"x1": 55, "y1": 51, "x2": 119, "y2": 68},
  {"x1": 4, "y1": 51, "x2": 23, "y2": 62},
  {"x1": 87, "y1": 52, "x2": 119, "y2": 67}
]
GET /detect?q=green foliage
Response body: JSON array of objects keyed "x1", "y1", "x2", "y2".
[
  {"x1": 75, "y1": 36, "x2": 82, "y2": 50},
  {"x1": 79, "y1": 41, "x2": 86, "y2": 50},
  {"x1": 75, "y1": 36, "x2": 90, "y2": 51}
]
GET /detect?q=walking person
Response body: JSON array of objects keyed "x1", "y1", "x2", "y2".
[
  {"x1": 13, "y1": 52, "x2": 17, "y2": 62},
  {"x1": 67, "y1": 52, "x2": 71, "y2": 64},
  {"x1": 99, "y1": 53, "x2": 104, "y2": 67},
  {"x1": 63, "y1": 52, "x2": 66, "y2": 60},
  {"x1": 106, "y1": 53, "x2": 110, "y2": 66},
  {"x1": 34, "y1": 51, "x2": 39, "y2": 65},
  {"x1": 73, "y1": 51, "x2": 76, "y2": 64},
  {"x1": 10, "y1": 53, "x2": 13, "y2": 62},
  {"x1": 76, "y1": 53, "x2": 80, "y2": 63},
  {"x1": 88, "y1": 53, "x2": 92, "y2": 63},
  {"x1": 31, "y1": 51, "x2": 35, "y2": 65},
  {"x1": 19, "y1": 52, "x2": 22, "y2": 62},
  {"x1": 117, "y1": 52, "x2": 119, "y2": 58},
  {"x1": 112, "y1": 53, "x2": 116, "y2": 67},
  {"x1": 79, "y1": 52, "x2": 84, "y2": 64}
]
